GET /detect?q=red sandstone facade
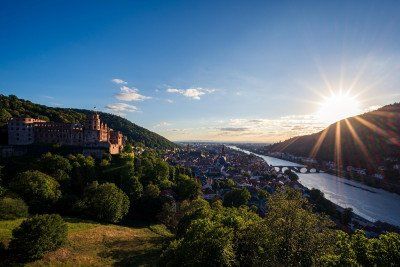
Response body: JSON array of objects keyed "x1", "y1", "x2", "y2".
[{"x1": 7, "y1": 114, "x2": 124, "y2": 154}]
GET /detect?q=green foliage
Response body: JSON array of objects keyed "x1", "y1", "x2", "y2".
[
  {"x1": 81, "y1": 182, "x2": 130, "y2": 223},
  {"x1": 68, "y1": 154, "x2": 96, "y2": 195},
  {"x1": 135, "y1": 184, "x2": 163, "y2": 220},
  {"x1": 174, "y1": 174, "x2": 201, "y2": 200},
  {"x1": 223, "y1": 188, "x2": 251, "y2": 207},
  {"x1": 8, "y1": 214, "x2": 67, "y2": 262},
  {"x1": 0, "y1": 94, "x2": 176, "y2": 149},
  {"x1": 0, "y1": 197, "x2": 28, "y2": 220},
  {"x1": 144, "y1": 183, "x2": 161, "y2": 198},
  {"x1": 123, "y1": 143, "x2": 134, "y2": 153},
  {"x1": 284, "y1": 169, "x2": 299, "y2": 181},
  {"x1": 161, "y1": 218, "x2": 236, "y2": 266},
  {"x1": 38, "y1": 152, "x2": 72, "y2": 175},
  {"x1": 341, "y1": 207, "x2": 353, "y2": 225},
  {"x1": 371, "y1": 232, "x2": 400, "y2": 266},
  {"x1": 10, "y1": 170, "x2": 61, "y2": 212},
  {"x1": 232, "y1": 188, "x2": 336, "y2": 266},
  {"x1": 321, "y1": 230, "x2": 400, "y2": 266}
]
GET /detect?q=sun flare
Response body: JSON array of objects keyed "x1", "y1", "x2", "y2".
[{"x1": 317, "y1": 91, "x2": 361, "y2": 123}]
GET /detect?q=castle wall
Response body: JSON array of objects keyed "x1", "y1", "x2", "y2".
[{"x1": 7, "y1": 114, "x2": 124, "y2": 155}]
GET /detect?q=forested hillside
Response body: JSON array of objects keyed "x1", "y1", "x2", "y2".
[
  {"x1": 267, "y1": 103, "x2": 400, "y2": 170},
  {"x1": 0, "y1": 94, "x2": 177, "y2": 149}
]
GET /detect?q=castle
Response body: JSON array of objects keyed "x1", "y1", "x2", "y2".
[{"x1": 7, "y1": 114, "x2": 124, "y2": 155}]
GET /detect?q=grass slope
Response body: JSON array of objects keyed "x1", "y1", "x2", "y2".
[{"x1": 0, "y1": 217, "x2": 170, "y2": 266}]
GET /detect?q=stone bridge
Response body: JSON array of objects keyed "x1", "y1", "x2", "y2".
[{"x1": 271, "y1": 165, "x2": 321, "y2": 174}]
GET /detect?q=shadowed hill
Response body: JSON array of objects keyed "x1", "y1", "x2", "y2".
[
  {"x1": 0, "y1": 94, "x2": 177, "y2": 149},
  {"x1": 267, "y1": 103, "x2": 400, "y2": 170}
]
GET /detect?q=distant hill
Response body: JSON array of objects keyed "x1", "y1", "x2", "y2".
[
  {"x1": 267, "y1": 103, "x2": 400, "y2": 170},
  {"x1": 0, "y1": 94, "x2": 177, "y2": 149}
]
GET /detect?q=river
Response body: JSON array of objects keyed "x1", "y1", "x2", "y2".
[{"x1": 229, "y1": 146, "x2": 400, "y2": 227}]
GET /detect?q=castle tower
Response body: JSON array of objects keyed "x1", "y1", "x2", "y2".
[{"x1": 85, "y1": 113, "x2": 101, "y2": 130}]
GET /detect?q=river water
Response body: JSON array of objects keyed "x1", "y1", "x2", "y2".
[{"x1": 229, "y1": 146, "x2": 400, "y2": 227}]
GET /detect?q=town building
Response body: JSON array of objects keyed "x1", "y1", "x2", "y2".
[{"x1": 7, "y1": 114, "x2": 124, "y2": 155}]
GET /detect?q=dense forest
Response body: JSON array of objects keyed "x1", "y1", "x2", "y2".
[
  {"x1": 0, "y1": 94, "x2": 177, "y2": 149},
  {"x1": 267, "y1": 103, "x2": 400, "y2": 170}
]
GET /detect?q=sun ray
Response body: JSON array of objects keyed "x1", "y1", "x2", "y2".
[
  {"x1": 354, "y1": 116, "x2": 400, "y2": 146},
  {"x1": 344, "y1": 119, "x2": 375, "y2": 167},
  {"x1": 309, "y1": 127, "x2": 329, "y2": 158},
  {"x1": 277, "y1": 136, "x2": 302, "y2": 152},
  {"x1": 334, "y1": 121, "x2": 343, "y2": 176}
]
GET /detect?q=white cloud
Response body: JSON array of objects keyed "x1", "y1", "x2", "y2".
[
  {"x1": 111, "y1": 78, "x2": 127, "y2": 85},
  {"x1": 154, "y1": 121, "x2": 172, "y2": 128},
  {"x1": 220, "y1": 127, "x2": 248, "y2": 132},
  {"x1": 106, "y1": 103, "x2": 138, "y2": 116},
  {"x1": 115, "y1": 86, "x2": 151, "y2": 102},
  {"x1": 166, "y1": 99, "x2": 174, "y2": 103},
  {"x1": 166, "y1": 87, "x2": 215, "y2": 100}
]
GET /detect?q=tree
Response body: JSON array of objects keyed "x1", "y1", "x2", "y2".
[
  {"x1": 341, "y1": 207, "x2": 353, "y2": 225},
  {"x1": 223, "y1": 188, "x2": 251, "y2": 207},
  {"x1": 82, "y1": 182, "x2": 130, "y2": 223},
  {"x1": 370, "y1": 232, "x2": 400, "y2": 266},
  {"x1": 38, "y1": 152, "x2": 72, "y2": 177},
  {"x1": 121, "y1": 176, "x2": 143, "y2": 202},
  {"x1": 161, "y1": 218, "x2": 235, "y2": 266},
  {"x1": 68, "y1": 154, "x2": 96, "y2": 195},
  {"x1": 262, "y1": 188, "x2": 335, "y2": 266},
  {"x1": 0, "y1": 197, "x2": 28, "y2": 220},
  {"x1": 10, "y1": 170, "x2": 61, "y2": 212},
  {"x1": 320, "y1": 231, "x2": 357, "y2": 266},
  {"x1": 351, "y1": 230, "x2": 374, "y2": 266},
  {"x1": 135, "y1": 183, "x2": 163, "y2": 220},
  {"x1": 37, "y1": 153, "x2": 72, "y2": 187},
  {"x1": 8, "y1": 214, "x2": 67, "y2": 262},
  {"x1": 123, "y1": 143, "x2": 134, "y2": 153},
  {"x1": 284, "y1": 169, "x2": 299, "y2": 182},
  {"x1": 175, "y1": 174, "x2": 201, "y2": 200}
]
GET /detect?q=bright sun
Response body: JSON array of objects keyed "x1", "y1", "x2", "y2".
[{"x1": 317, "y1": 91, "x2": 361, "y2": 123}]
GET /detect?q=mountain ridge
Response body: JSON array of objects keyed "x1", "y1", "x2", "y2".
[{"x1": 267, "y1": 102, "x2": 400, "y2": 169}]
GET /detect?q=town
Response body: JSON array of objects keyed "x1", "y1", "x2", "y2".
[{"x1": 162, "y1": 143, "x2": 396, "y2": 236}]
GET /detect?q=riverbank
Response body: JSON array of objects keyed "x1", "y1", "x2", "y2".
[
  {"x1": 235, "y1": 145, "x2": 400, "y2": 195},
  {"x1": 228, "y1": 145, "x2": 400, "y2": 228}
]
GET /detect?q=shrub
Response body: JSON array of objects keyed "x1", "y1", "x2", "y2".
[
  {"x1": 10, "y1": 170, "x2": 61, "y2": 212},
  {"x1": 175, "y1": 174, "x2": 201, "y2": 200},
  {"x1": 83, "y1": 182, "x2": 130, "y2": 223},
  {"x1": 223, "y1": 188, "x2": 251, "y2": 207},
  {"x1": 0, "y1": 197, "x2": 28, "y2": 220},
  {"x1": 8, "y1": 214, "x2": 67, "y2": 262}
]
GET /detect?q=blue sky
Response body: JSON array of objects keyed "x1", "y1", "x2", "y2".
[{"x1": 1, "y1": 0, "x2": 400, "y2": 142}]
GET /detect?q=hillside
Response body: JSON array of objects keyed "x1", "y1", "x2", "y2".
[
  {"x1": 0, "y1": 94, "x2": 177, "y2": 149},
  {"x1": 267, "y1": 103, "x2": 400, "y2": 171},
  {"x1": 0, "y1": 217, "x2": 170, "y2": 266}
]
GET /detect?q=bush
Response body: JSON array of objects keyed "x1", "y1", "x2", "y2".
[
  {"x1": 10, "y1": 170, "x2": 61, "y2": 212},
  {"x1": 82, "y1": 182, "x2": 130, "y2": 223},
  {"x1": 8, "y1": 214, "x2": 67, "y2": 262},
  {"x1": 0, "y1": 197, "x2": 28, "y2": 220},
  {"x1": 223, "y1": 188, "x2": 251, "y2": 207},
  {"x1": 175, "y1": 174, "x2": 201, "y2": 200}
]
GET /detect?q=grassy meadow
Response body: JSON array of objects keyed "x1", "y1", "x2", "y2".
[{"x1": 0, "y1": 217, "x2": 171, "y2": 266}]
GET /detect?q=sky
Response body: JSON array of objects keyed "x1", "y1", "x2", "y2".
[{"x1": 1, "y1": 0, "x2": 400, "y2": 142}]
